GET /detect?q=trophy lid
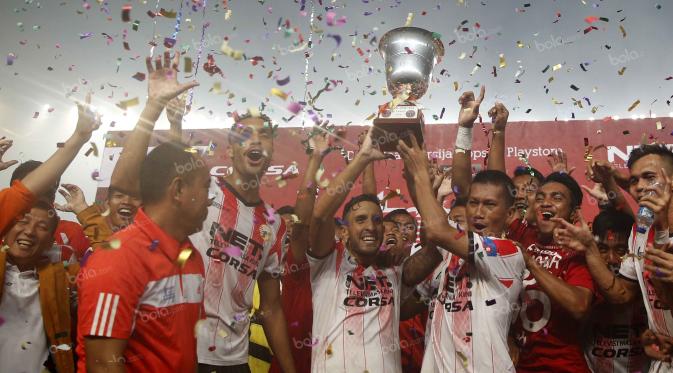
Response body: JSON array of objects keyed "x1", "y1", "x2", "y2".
[{"x1": 379, "y1": 27, "x2": 445, "y2": 101}]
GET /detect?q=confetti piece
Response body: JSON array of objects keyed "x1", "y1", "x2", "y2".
[
  {"x1": 108, "y1": 238, "x2": 121, "y2": 249},
  {"x1": 627, "y1": 100, "x2": 641, "y2": 112},
  {"x1": 121, "y1": 3, "x2": 132, "y2": 22},
  {"x1": 498, "y1": 54, "x2": 506, "y2": 68},
  {"x1": 570, "y1": 84, "x2": 580, "y2": 91},
  {"x1": 33, "y1": 112, "x2": 39, "y2": 119},
  {"x1": 619, "y1": 25, "x2": 627, "y2": 38},
  {"x1": 149, "y1": 240, "x2": 159, "y2": 251},
  {"x1": 287, "y1": 101, "x2": 303, "y2": 114},
  {"x1": 657, "y1": 121, "x2": 663, "y2": 130},
  {"x1": 116, "y1": 97, "x2": 139, "y2": 110},
  {"x1": 177, "y1": 248, "x2": 193, "y2": 267},
  {"x1": 404, "y1": 12, "x2": 414, "y2": 27},
  {"x1": 184, "y1": 57, "x2": 193, "y2": 73},
  {"x1": 276, "y1": 76, "x2": 291, "y2": 86},
  {"x1": 217, "y1": 328, "x2": 228, "y2": 338},
  {"x1": 618, "y1": 67, "x2": 626, "y2": 76},
  {"x1": 270, "y1": 88, "x2": 289, "y2": 100},
  {"x1": 132, "y1": 72, "x2": 146, "y2": 81},
  {"x1": 552, "y1": 64, "x2": 563, "y2": 71},
  {"x1": 6, "y1": 53, "x2": 16, "y2": 66}
]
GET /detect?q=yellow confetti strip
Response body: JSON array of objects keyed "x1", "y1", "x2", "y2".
[
  {"x1": 224, "y1": 9, "x2": 232, "y2": 20},
  {"x1": 220, "y1": 40, "x2": 244, "y2": 60},
  {"x1": 247, "y1": 107, "x2": 261, "y2": 118},
  {"x1": 498, "y1": 53, "x2": 506, "y2": 68},
  {"x1": 552, "y1": 63, "x2": 563, "y2": 71},
  {"x1": 453, "y1": 81, "x2": 459, "y2": 91},
  {"x1": 619, "y1": 25, "x2": 626, "y2": 38},
  {"x1": 458, "y1": 52, "x2": 466, "y2": 60},
  {"x1": 618, "y1": 67, "x2": 626, "y2": 76},
  {"x1": 457, "y1": 351, "x2": 468, "y2": 368},
  {"x1": 657, "y1": 121, "x2": 663, "y2": 130},
  {"x1": 177, "y1": 248, "x2": 193, "y2": 268},
  {"x1": 627, "y1": 100, "x2": 641, "y2": 112},
  {"x1": 217, "y1": 328, "x2": 228, "y2": 338},
  {"x1": 404, "y1": 12, "x2": 414, "y2": 27},
  {"x1": 516, "y1": 40, "x2": 524, "y2": 48},
  {"x1": 365, "y1": 112, "x2": 377, "y2": 121},
  {"x1": 270, "y1": 88, "x2": 288, "y2": 100},
  {"x1": 326, "y1": 344, "x2": 333, "y2": 357},
  {"x1": 469, "y1": 64, "x2": 480, "y2": 76}
]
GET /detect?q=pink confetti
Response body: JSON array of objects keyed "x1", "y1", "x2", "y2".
[
  {"x1": 287, "y1": 102, "x2": 303, "y2": 114},
  {"x1": 223, "y1": 246, "x2": 242, "y2": 257}
]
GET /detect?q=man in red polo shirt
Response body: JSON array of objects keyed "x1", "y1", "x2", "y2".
[{"x1": 77, "y1": 141, "x2": 211, "y2": 372}]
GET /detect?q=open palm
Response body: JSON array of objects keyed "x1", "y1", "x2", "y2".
[
  {"x1": 457, "y1": 85, "x2": 485, "y2": 127},
  {"x1": 146, "y1": 51, "x2": 199, "y2": 106}
]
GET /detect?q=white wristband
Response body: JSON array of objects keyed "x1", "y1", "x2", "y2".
[
  {"x1": 654, "y1": 229, "x2": 670, "y2": 245},
  {"x1": 455, "y1": 126, "x2": 473, "y2": 151}
]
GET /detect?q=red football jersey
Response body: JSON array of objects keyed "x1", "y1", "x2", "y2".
[
  {"x1": 269, "y1": 248, "x2": 313, "y2": 373},
  {"x1": 54, "y1": 219, "x2": 90, "y2": 260},
  {"x1": 509, "y1": 221, "x2": 596, "y2": 373}
]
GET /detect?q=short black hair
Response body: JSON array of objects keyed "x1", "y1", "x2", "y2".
[
  {"x1": 451, "y1": 196, "x2": 468, "y2": 208},
  {"x1": 471, "y1": 170, "x2": 516, "y2": 208},
  {"x1": 139, "y1": 142, "x2": 204, "y2": 205},
  {"x1": 383, "y1": 208, "x2": 414, "y2": 224},
  {"x1": 627, "y1": 144, "x2": 673, "y2": 170},
  {"x1": 592, "y1": 209, "x2": 634, "y2": 241},
  {"x1": 276, "y1": 205, "x2": 294, "y2": 215},
  {"x1": 542, "y1": 172, "x2": 583, "y2": 209},
  {"x1": 342, "y1": 194, "x2": 381, "y2": 221},
  {"x1": 513, "y1": 165, "x2": 545, "y2": 184},
  {"x1": 10, "y1": 160, "x2": 43, "y2": 185}
]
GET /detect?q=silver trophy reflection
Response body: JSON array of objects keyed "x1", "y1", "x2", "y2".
[{"x1": 373, "y1": 27, "x2": 444, "y2": 151}]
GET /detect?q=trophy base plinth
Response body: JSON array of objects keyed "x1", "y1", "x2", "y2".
[{"x1": 372, "y1": 105, "x2": 424, "y2": 152}]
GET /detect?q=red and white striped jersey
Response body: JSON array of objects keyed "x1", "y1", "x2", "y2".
[
  {"x1": 421, "y1": 233, "x2": 525, "y2": 373},
  {"x1": 308, "y1": 242, "x2": 404, "y2": 373},
  {"x1": 620, "y1": 226, "x2": 673, "y2": 372},
  {"x1": 190, "y1": 178, "x2": 287, "y2": 366},
  {"x1": 583, "y1": 299, "x2": 649, "y2": 373}
]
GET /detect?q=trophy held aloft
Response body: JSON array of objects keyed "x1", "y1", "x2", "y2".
[{"x1": 373, "y1": 27, "x2": 444, "y2": 152}]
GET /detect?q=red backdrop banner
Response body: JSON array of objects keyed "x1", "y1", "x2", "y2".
[{"x1": 97, "y1": 118, "x2": 668, "y2": 219}]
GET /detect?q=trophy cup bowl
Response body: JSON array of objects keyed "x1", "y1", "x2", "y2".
[{"x1": 373, "y1": 27, "x2": 444, "y2": 152}]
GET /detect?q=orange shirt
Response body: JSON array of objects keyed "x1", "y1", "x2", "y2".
[
  {"x1": 0, "y1": 180, "x2": 36, "y2": 238},
  {"x1": 76, "y1": 208, "x2": 205, "y2": 373}
]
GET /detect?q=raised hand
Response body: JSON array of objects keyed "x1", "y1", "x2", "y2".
[
  {"x1": 488, "y1": 102, "x2": 509, "y2": 131},
  {"x1": 358, "y1": 127, "x2": 392, "y2": 163},
  {"x1": 586, "y1": 160, "x2": 614, "y2": 183},
  {"x1": 644, "y1": 247, "x2": 673, "y2": 283},
  {"x1": 397, "y1": 134, "x2": 431, "y2": 183},
  {"x1": 551, "y1": 215, "x2": 595, "y2": 253},
  {"x1": 457, "y1": 85, "x2": 485, "y2": 128},
  {"x1": 309, "y1": 124, "x2": 331, "y2": 157},
  {"x1": 74, "y1": 92, "x2": 102, "y2": 142},
  {"x1": 146, "y1": 51, "x2": 199, "y2": 107},
  {"x1": 166, "y1": 93, "x2": 188, "y2": 125},
  {"x1": 546, "y1": 150, "x2": 576, "y2": 175},
  {"x1": 0, "y1": 138, "x2": 19, "y2": 172},
  {"x1": 436, "y1": 173, "x2": 454, "y2": 202},
  {"x1": 54, "y1": 183, "x2": 89, "y2": 214},
  {"x1": 581, "y1": 183, "x2": 609, "y2": 206}
]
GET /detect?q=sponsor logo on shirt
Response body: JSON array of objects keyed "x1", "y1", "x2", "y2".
[
  {"x1": 206, "y1": 222, "x2": 264, "y2": 278},
  {"x1": 342, "y1": 273, "x2": 395, "y2": 307}
]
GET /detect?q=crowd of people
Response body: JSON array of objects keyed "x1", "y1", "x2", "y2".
[{"x1": 1, "y1": 50, "x2": 673, "y2": 373}]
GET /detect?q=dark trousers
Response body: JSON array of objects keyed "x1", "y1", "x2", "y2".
[{"x1": 198, "y1": 363, "x2": 251, "y2": 373}]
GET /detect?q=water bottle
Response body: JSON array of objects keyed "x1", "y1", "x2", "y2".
[
  {"x1": 636, "y1": 182, "x2": 659, "y2": 233},
  {"x1": 636, "y1": 205, "x2": 655, "y2": 234}
]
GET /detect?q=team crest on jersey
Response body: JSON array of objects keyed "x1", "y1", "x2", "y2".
[{"x1": 259, "y1": 225, "x2": 272, "y2": 242}]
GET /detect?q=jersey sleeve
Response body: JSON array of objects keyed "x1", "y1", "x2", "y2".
[
  {"x1": 77, "y1": 246, "x2": 145, "y2": 339},
  {"x1": 263, "y1": 217, "x2": 287, "y2": 277},
  {"x1": 619, "y1": 227, "x2": 641, "y2": 281},
  {"x1": 0, "y1": 180, "x2": 36, "y2": 237},
  {"x1": 307, "y1": 243, "x2": 340, "y2": 283},
  {"x1": 565, "y1": 256, "x2": 597, "y2": 294},
  {"x1": 469, "y1": 233, "x2": 525, "y2": 286}
]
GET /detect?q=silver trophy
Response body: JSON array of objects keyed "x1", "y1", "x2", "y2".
[{"x1": 373, "y1": 27, "x2": 444, "y2": 151}]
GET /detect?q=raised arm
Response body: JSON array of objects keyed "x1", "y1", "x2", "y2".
[
  {"x1": 586, "y1": 160, "x2": 634, "y2": 218},
  {"x1": 0, "y1": 138, "x2": 19, "y2": 172},
  {"x1": 486, "y1": 102, "x2": 508, "y2": 173},
  {"x1": 554, "y1": 217, "x2": 639, "y2": 305},
  {"x1": 110, "y1": 51, "x2": 198, "y2": 197},
  {"x1": 358, "y1": 131, "x2": 377, "y2": 195},
  {"x1": 21, "y1": 94, "x2": 100, "y2": 197},
  {"x1": 397, "y1": 135, "x2": 470, "y2": 259},
  {"x1": 309, "y1": 128, "x2": 389, "y2": 258},
  {"x1": 291, "y1": 127, "x2": 332, "y2": 263},
  {"x1": 452, "y1": 86, "x2": 485, "y2": 199}
]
